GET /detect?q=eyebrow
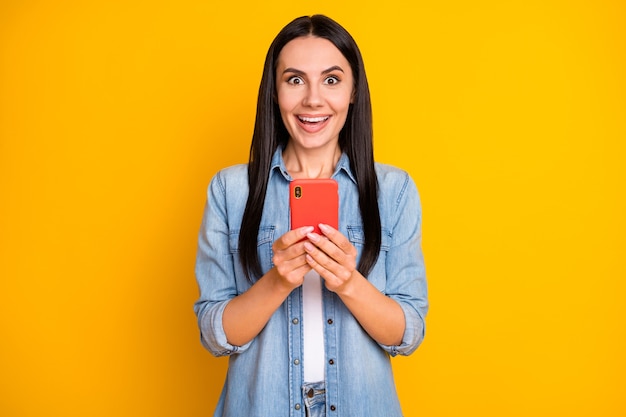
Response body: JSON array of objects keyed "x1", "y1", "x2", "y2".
[{"x1": 282, "y1": 65, "x2": 345, "y2": 76}]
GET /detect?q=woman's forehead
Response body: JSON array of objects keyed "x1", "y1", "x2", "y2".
[{"x1": 277, "y1": 36, "x2": 350, "y2": 72}]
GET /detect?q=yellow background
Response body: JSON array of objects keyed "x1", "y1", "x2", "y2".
[{"x1": 1, "y1": 0, "x2": 624, "y2": 415}]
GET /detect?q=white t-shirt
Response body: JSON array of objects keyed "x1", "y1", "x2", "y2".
[{"x1": 302, "y1": 269, "x2": 325, "y2": 383}]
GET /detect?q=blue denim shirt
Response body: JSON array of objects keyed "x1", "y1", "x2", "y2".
[{"x1": 194, "y1": 149, "x2": 428, "y2": 417}]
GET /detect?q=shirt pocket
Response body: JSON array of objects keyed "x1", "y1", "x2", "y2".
[
  {"x1": 347, "y1": 226, "x2": 392, "y2": 292},
  {"x1": 228, "y1": 226, "x2": 276, "y2": 291}
]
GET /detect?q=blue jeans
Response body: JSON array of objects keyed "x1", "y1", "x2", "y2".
[{"x1": 302, "y1": 382, "x2": 326, "y2": 417}]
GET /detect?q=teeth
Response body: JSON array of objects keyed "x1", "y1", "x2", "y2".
[{"x1": 299, "y1": 116, "x2": 329, "y2": 123}]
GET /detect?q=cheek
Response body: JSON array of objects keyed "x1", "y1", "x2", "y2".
[
  {"x1": 277, "y1": 88, "x2": 299, "y2": 111},
  {"x1": 328, "y1": 92, "x2": 353, "y2": 113},
  {"x1": 276, "y1": 94, "x2": 291, "y2": 121},
  {"x1": 276, "y1": 93, "x2": 297, "y2": 131}
]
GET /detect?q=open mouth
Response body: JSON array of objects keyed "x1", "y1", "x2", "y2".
[{"x1": 297, "y1": 115, "x2": 330, "y2": 124}]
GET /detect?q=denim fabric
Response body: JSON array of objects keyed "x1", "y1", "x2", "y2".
[
  {"x1": 303, "y1": 382, "x2": 326, "y2": 417},
  {"x1": 194, "y1": 149, "x2": 428, "y2": 417}
]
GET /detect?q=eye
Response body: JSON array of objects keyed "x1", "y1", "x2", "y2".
[
  {"x1": 287, "y1": 76, "x2": 304, "y2": 85},
  {"x1": 324, "y1": 75, "x2": 340, "y2": 85}
]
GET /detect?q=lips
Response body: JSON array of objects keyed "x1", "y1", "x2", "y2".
[{"x1": 295, "y1": 115, "x2": 331, "y2": 134}]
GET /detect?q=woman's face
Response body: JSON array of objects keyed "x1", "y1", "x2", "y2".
[{"x1": 275, "y1": 36, "x2": 354, "y2": 153}]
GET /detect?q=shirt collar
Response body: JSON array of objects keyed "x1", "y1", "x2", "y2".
[
  {"x1": 269, "y1": 147, "x2": 357, "y2": 184},
  {"x1": 269, "y1": 147, "x2": 292, "y2": 181},
  {"x1": 332, "y1": 152, "x2": 357, "y2": 184}
]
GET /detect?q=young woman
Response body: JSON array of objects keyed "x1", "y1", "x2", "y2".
[{"x1": 194, "y1": 15, "x2": 428, "y2": 417}]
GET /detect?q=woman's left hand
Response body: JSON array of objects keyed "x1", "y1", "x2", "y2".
[
  {"x1": 303, "y1": 223, "x2": 358, "y2": 294},
  {"x1": 304, "y1": 223, "x2": 406, "y2": 346}
]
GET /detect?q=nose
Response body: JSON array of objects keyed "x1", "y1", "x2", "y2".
[{"x1": 302, "y1": 83, "x2": 323, "y2": 107}]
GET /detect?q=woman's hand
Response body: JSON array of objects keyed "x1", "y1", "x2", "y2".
[
  {"x1": 303, "y1": 223, "x2": 405, "y2": 346},
  {"x1": 271, "y1": 226, "x2": 315, "y2": 290},
  {"x1": 303, "y1": 223, "x2": 358, "y2": 294},
  {"x1": 222, "y1": 225, "x2": 314, "y2": 346}
]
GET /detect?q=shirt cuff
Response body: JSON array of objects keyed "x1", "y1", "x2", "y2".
[
  {"x1": 379, "y1": 302, "x2": 425, "y2": 357},
  {"x1": 200, "y1": 300, "x2": 252, "y2": 356}
]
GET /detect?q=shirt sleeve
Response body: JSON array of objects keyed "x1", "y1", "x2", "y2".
[
  {"x1": 193, "y1": 171, "x2": 252, "y2": 357},
  {"x1": 378, "y1": 171, "x2": 428, "y2": 357}
]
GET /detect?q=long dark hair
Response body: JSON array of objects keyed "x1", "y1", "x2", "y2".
[{"x1": 239, "y1": 15, "x2": 381, "y2": 280}]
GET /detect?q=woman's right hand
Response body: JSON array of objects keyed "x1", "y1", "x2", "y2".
[
  {"x1": 223, "y1": 226, "x2": 314, "y2": 346},
  {"x1": 271, "y1": 226, "x2": 315, "y2": 290}
]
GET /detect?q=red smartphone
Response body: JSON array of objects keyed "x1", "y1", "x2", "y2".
[{"x1": 290, "y1": 178, "x2": 338, "y2": 235}]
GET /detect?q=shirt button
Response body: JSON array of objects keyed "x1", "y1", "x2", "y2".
[
  {"x1": 295, "y1": 404, "x2": 301, "y2": 410},
  {"x1": 329, "y1": 359, "x2": 335, "y2": 365},
  {"x1": 330, "y1": 405, "x2": 337, "y2": 411},
  {"x1": 294, "y1": 359, "x2": 300, "y2": 365},
  {"x1": 292, "y1": 318, "x2": 299, "y2": 324},
  {"x1": 327, "y1": 318, "x2": 333, "y2": 325}
]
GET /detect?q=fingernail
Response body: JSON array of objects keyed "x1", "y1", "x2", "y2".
[
  {"x1": 306, "y1": 233, "x2": 320, "y2": 242},
  {"x1": 318, "y1": 223, "x2": 330, "y2": 232},
  {"x1": 304, "y1": 241, "x2": 315, "y2": 251},
  {"x1": 303, "y1": 226, "x2": 314, "y2": 234}
]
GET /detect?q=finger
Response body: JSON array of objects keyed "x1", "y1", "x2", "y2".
[
  {"x1": 305, "y1": 252, "x2": 353, "y2": 293},
  {"x1": 318, "y1": 223, "x2": 357, "y2": 257},
  {"x1": 275, "y1": 253, "x2": 312, "y2": 280},
  {"x1": 306, "y1": 232, "x2": 341, "y2": 262},
  {"x1": 273, "y1": 242, "x2": 309, "y2": 267},
  {"x1": 305, "y1": 253, "x2": 339, "y2": 282},
  {"x1": 304, "y1": 240, "x2": 342, "y2": 276},
  {"x1": 306, "y1": 231, "x2": 355, "y2": 268},
  {"x1": 286, "y1": 261, "x2": 313, "y2": 281},
  {"x1": 273, "y1": 226, "x2": 314, "y2": 251}
]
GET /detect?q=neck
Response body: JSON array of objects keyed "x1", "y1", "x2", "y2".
[{"x1": 283, "y1": 142, "x2": 341, "y2": 179}]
